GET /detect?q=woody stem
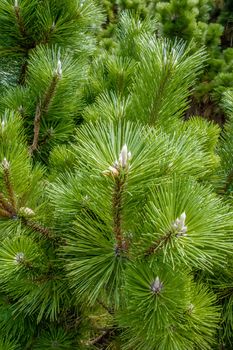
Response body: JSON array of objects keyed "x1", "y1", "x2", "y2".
[
  {"x1": 112, "y1": 176, "x2": 126, "y2": 250},
  {"x1": 145, "y1": 231, "x2": 173, "y2": 256},
  {"x1": 3, "y1": 167, "x2": 16, "y2": 211},
  {"x1": 30, "y1": 74, "x2": 60, "y2": 154}
]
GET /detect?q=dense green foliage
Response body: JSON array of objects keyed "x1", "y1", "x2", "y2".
[
  {"x1": 0, "y1": 0, "x2": 233, "y2": 349},
  {"x1": 100, "y1": 0, "x2": 233, "y2": 122}
]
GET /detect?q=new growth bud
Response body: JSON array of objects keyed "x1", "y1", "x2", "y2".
[
  {"x1": 151, "y1": 276, "x2": 163, "y2": 294},
  {"x1": 14, "y1": 0, "x2": 18, "y2": 7},
  {"x1": 18, "y1": 105, "x2": 23, "y2": 114},
  {"x1": 1, "y1": 120, "x2": 5, "y2": 131},
  {"x1": 188, "y1": 303, "x2": 195, "y2": 314},
  {"x1": 163, "y1": 45, "x2": 167, "y2": 64},
  {"x1": 119, "y1": 144, "x2": 128, "y2": 168},
  {"x1": 119, "y1": 144, "x2": 131, "y2": 169},
  {"x1": 103, "y1": 144, "x2": 131, "y2": 177},
  {"x1": 57, "y1": 59, "x2": 62, "y2": 76},
  {"x1": 14, "y1": 252, "x2": 25, "y2": 264},
  {"x1": 18, "y1": 207, "x2": 35, "y2": 218},
  {"x1": 172, "y1": 212, "x2": 188, "y2": 237},
  {"x1": 2, "y1": 158, "x2": 10, "y2": 170}
]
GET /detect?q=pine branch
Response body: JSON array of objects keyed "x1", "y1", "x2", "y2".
[
  {"x1": 22, "y1": 218, "x2": 52, "y2": 238},
  {"x1": 0, "y1": 208, "x2": 12, "y2": 218},
  {"x1": 112, "y1": 176, "x2": 125, "y2": 251},
  {"x1": 18, "y1": 56, "x2": 29, "y2": 85},
  {"x1": 14, "y1": 4, "x2": 34, "y2": 85},
  {"x1": 149, "y1": 60, "x2": 173, "y2": 124},
  {"x1": 30, "y1": 104, "x2": 43, "y2": 154},
  {"x1": 17, "y1": 256, "x2": 33, "y2": 269},
  {"x1": 14, "y1": 4, "x2": 28, "y2": 39},
  {"x1": 103, "y1": 145, "x2": 131, "y2": 254},
  {"x1": 0, "y1": 193, "x2": 16, "y2": 216},
  {"x1": 86, "y1": 329, "x2": 112, "y2": 346},
  {"x1": 43, "y1": 74, "x2": 60, "y2": 114},
  {"x1": 2, "y1": 159, "x2": 16, "y2": 211},
  {"x1": 41, "y1": 23, "x2": 56, "y2": 45},
  {"x1": 145, "y1": 230, "x2": 173, "y2": 256},
  {"x1": 30, "y1": 73, "x2": 60, "y2": 154}
]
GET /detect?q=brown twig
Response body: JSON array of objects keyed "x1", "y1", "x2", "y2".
[
  {"x1": 86, "y1": 330, "x2": 111, "y2": 346},
  {"x1": 30, "y1": 104, "x2": 42, "y2": 154},
  {"x1": 41, "y1": 23, "x2": 56, "y2": 45},
  {"x1": 23, "y1": 219, "x2": 52, "y2": 238},
  {"x1": 0, "y1": 208, "x2": 12, "y2": 218},
  {"x1": 145, "y1": 231, "x2": 172, "y2": 256},
  {"x1": 18, "y1": 57, "x2": 29, "y2": 85},
  {"x1": 30, "y1": 74, "x2": 60, "y2": 154},
  {"x1": 112, "y1": 176, "x2": 126, "y2": 251},
  {"x1": 2, "y1": 166, "x2": 16, "y2": 210},
  {"x1": 14, "y1": 4, "x2": 28, "y2": 38},
  {"x1": 0, "y1": 193, "x2": 16, "y2": 216}
]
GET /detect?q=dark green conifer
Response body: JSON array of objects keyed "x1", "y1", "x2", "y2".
[{"x1": 0, "y1": 1, "x2": 233, "y2": 349}]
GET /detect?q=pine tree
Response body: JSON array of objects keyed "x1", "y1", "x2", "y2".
[{"x1": 0, "y1": 1, "x2": 233, "y2": 349}]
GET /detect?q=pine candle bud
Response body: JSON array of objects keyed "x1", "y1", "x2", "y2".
[
  {"x1": 14, "y1": 0, "x2": 18, "y2": 7},
  {"x1": 14, "y1": 252, "x2": 25, "y2": 264},
  {"x1": 1, "y1": 120, "x2": 5, "y2": 131},
  {"x1": 18, "y1": 105, "x2": 23, "y2": 114},
  {"x1": 57, "y1": 59, "x2": 62, "y2": 77},
  {"x1": 187, "y1": 303, "x2": 195, "y2": 314},
  {"x1": 119, "y1": 144, "x2": 131, "y2": 169},
  {"x1": 2, "y1": 158, "x2": 10, "y2": 169},
  {"x1": 163, "y1": 46, "x2": 167, "y2": 64},
  {"x1": 172, "y1": 212, "x2": 188, "y2": 237},
  {"x1": 19, "y1": 207, "x2": 35, "y2": 218},
  {"x1": 151, "y1": 276, "x2": 163, "y2": 294},
  {"x1": 171, "y1": 48, "x2": 178, "y2": 65},
  {"x1": 103, "y1": 144, "x2": 131, "y2": 177}
]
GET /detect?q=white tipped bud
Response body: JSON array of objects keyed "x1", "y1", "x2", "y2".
[
  {"x1": 1, "y1": 120, "x2": 5, "y2": 130},
  {"x1": 14, "y1": 252, "x2": 25, "y2": 264},
  {"x1": 119, "y1": 144, "x2": 131, "y2": 169},
  {"x1": 103, "y1": 144, "x2": 131, "y2": 178},
  {"x1": 83, "y1": 195, "x2": 89, "y2": 202},
  {"x1": 2, "y1": 158, "x2": 10, "y2": 169},
  {"x1": 151, "y1": 276, "x2": 163, "y2": 294},
  {"x1": 181, "y1": 226, "x2": 187, "y2": 234},
  {"x1": 171, "y1": 48, "x2": 178, "y2": 64},
  {"x1": 163, "y1": 46, "x2": 167, "y2": 64},
  {"x1": 19, "y1": 207, "x2": 35, "y2": 217},
  {"x1": 188, "y1": 303, "x2": 194, "y2": 314},
  {"x1": 18, "y1": 105, "x2": 23, "y2": 113},
  {"x1": 14, "y1": 0, "x2": 18, "y2": 7},
  {"x1": 119, "y1": 144, "x2": 128, "y2": 168},
  {"x1": 180, "y1": 212, "x2": 186, "y2": 225},
  {"x1": 57, "y1": 59, "x2": 62, "y2": 76},
  {"x1": 172, "y1": 212, "x2": 188, "y2": 237}
]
